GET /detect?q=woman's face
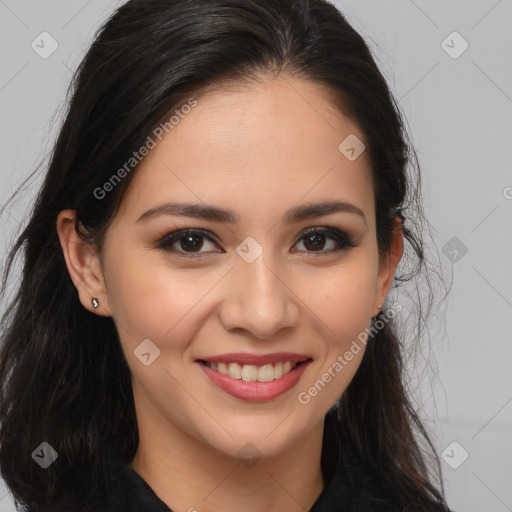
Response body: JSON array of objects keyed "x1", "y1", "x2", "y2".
[{"x1": 87, "y1": 76, "x2": 401, "y2": 459}]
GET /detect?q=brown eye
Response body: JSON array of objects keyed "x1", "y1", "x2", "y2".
[
  {"x1": 175, "y1": 233, "x2": 204, "y2": 252},
  {"x1": 157, "y1": 229, "x2": 221, "y2": 258},
  {"x1": 302, "y1": 232, "x2": 328, "y2": 251},
  {"x1": 292, "y1": 228, "x2": 355, "y2": 255}
]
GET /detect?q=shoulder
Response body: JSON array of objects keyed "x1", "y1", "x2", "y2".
[
  {"x1": 357, "y1": 467, "x2": 452, "y2": 512},
  {"x1": 316, "y1": 409, "x2": 451, "y2": 512},
  {"x1": 93, "y1": 461, "x2": 172, "y2": 511},
  {"x1": 25, "y1": 461, "x2": 172, "y2": 512}
]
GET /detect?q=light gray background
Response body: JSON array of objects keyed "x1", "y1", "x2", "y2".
[{"x1": 1, "y1": 1, "x2": 511, "y2": 511}]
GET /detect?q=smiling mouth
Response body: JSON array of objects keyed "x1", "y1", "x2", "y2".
[{"x1": 197, "y1": 359, "x2": 312, "y2": 383}]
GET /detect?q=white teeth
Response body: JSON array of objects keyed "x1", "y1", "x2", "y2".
[
  {"x1": 207, "y1": 360, "x2": 300, "y2": 382},
  {"x1": 228, "y1": 362, "x2": 242, "y2": 379},
  {"x1": 241, "y1": 365, "x2": 257, "y2": 382},
  {"x1": 257, "y1": 364, "x2": 275, "y2": 382}
]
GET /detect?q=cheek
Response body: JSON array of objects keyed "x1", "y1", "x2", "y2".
[
  {"x1": 103, "y1": 246, "x2": 201, "y2": 350},
  {"x1": 296, "y1": 255, "x2": 377, "y2": 400},
  {"x1": 305, "y1": 256, "x2": 378, "y2": 339}
]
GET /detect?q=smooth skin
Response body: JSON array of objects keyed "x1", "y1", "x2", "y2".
[{"x1": 57, "y1": 74, "x2": 403, "y2": 512}]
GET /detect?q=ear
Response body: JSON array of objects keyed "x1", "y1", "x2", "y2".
[
  {"x1": 373, "y1": 217, "x2": 404, "y2": 316},
  {"x1": 56, "y1": 209, "x2": 112, "y2": 316}
]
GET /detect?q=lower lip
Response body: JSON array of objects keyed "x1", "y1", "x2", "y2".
[{"x1": 197, "y1": 360, "x2": 312, "y2": 402}]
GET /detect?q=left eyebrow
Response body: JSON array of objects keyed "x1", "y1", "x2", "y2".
[{"x1": 136, "y1": 199, "x2": 366, "y2": 225}]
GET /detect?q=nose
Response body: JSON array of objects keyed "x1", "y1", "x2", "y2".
[{"x1": 218, "y1": 253, "x2": 300, "y2": 340}]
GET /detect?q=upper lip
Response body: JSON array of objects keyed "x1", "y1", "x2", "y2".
[{"x1": 197, "y1": 352, "x2": 311, "y2": 366}]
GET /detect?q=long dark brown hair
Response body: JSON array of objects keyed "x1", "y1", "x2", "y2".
[{"x1": 0, "y1": 0, "x2": 449, "y2": 510}]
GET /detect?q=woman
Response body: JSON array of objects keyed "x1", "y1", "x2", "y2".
[{"x1": 0, "y1": 0, "x2": 451, "y2": 511}]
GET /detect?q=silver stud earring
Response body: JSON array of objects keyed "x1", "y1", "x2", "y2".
[{"x1": 92, "y1": 298, "x2": 99, "y2": 309}]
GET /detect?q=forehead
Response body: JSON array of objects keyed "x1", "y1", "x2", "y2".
[{"x1": 118, "y1": 75, "x2": 374, "y2": 222}]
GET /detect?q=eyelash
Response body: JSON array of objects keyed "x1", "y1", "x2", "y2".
[{"x1": 156, "y1": 226, "x2": 357, "y2": 259}]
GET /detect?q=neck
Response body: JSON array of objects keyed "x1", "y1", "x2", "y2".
[{"x1": 130, "y1": 411, "x2": 325, "y2": 512}]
